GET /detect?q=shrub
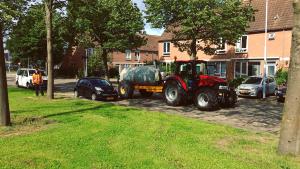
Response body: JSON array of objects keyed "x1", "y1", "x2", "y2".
[
  {"x1": 228, "y1": 77, "x2": 246, "y2": 88},
  {"x1": 275, "y1": 68, "x2": 288, "y2": 85}
]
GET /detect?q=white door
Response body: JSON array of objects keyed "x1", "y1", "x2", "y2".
[{"x1": 21, "y1": 70, "x2": 28, "y2": 87}]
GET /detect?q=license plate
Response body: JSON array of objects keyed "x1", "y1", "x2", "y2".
[
  {"x1": 107, "y1": 97, "x2": 114, "y2": 100},
  {"x1": 240, "y1": 90, "x2": 249, "y2": 94}
]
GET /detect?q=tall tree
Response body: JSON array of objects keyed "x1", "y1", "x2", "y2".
[
  {"x1": 70, "y1": 0, "x2": 145, "y2": 80},
  {"x1": 44, "y1": 0, "x2": 54, "y2": 99},
  {"x1": 0, "y1": 0, "x2": 26, "y2": 126},
  {"x1": 278, "y1": 0, "x2": 300, "y2": 155},
  {"x1": 144, "y1": 0, "x2": 255, "y2": 60}
]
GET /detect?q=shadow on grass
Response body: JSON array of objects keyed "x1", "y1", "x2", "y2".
[{"x1": 42, "y1": 105, "x2": 104, "y2": 118}]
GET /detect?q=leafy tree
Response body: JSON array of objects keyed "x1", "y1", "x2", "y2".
[
  {"x1": 144, "y1": 0, "x2": 255, "y2": 60},
  {"x1": 278, "y1": 0, "x2": 300, "y2": 156},
  {"x1": 0, "y1": 0, "x2": 26, "y2": 126},
  {"x1": 69, "y1": 0, "x2": 145, "y2": 80},
  {"x1": 7, "y1": 4, "x2": 67, "y2": 67}
]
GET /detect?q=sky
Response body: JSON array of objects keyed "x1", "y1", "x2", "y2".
[{"x1": 132, "y1": 0, "x2": 164, "y2": 35}]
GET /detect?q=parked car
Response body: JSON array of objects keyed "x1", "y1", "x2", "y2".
[
  {"x1": 74, "y1": 77, "x2": 118, "y2": 101},
  {"x1": 236, "y1": 76, "x2": 276, "y2": 98},
  {"x1": 275, "y1": 84, "x2": 287, "y2": 102},
  {"x1": 16, "y1": 68, "x2": 48, "y2": 89}
]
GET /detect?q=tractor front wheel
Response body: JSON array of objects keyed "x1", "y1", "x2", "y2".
[
  {"x1": 163, "y1": 81, "x2": 186, "y2": 106},
  {"x1": 194, "y1": 88, "x2": 218, "y2": 111},
  {"x1": 118, "y1": 81, "x2": 134, "y2": 99}
]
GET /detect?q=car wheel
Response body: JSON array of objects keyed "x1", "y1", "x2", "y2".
[
  {"x1": 91, "y1": 93, "x2": 97, "y2": 101},
  {"x1": 26, "y1": 82, "x2": 30, "y2": 89},
  {"x1": 74, "y1": 90, "x2": 79, "y2": 98},
  {"x1": 194, "y1": 88, "x2": 219, "y2": 111},
  {"x1": 163, "y1": 80, "x2": 186, "y2": 106}
]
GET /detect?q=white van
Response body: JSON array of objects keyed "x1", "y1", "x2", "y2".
[{"x1": 16, "y1": 68, "x2": 48, "y2": 88}]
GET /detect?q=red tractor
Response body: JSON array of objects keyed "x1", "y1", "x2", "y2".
[{"x1": 118, "y1": 60, "x2": 237, "y2": 110}]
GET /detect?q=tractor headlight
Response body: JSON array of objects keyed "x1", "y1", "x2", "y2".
[{"x1": 219, "y1": 85, "x2": 229, "y2": 90}]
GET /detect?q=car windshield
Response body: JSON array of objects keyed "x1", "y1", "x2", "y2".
[
  {"x1": 243, "y1": 77, "x2": 262, "y2": 84},
  {"x1": 89, "y1": 79, "x2": 111, "y2": 87},
  {"x1": 29, "y1": 70, "x2": 46, "y2": 76}
]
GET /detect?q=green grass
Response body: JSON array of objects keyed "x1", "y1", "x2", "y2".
[{"x1": 0, "y1": 87, "x2": 299, "y2": 169}]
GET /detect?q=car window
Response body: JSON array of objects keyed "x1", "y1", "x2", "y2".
[
  {"x1": 17, "y1": 70, "x2": 23, "y2": 76},
  {"x1": 89, "y1": 79, "x2": 111, "y2": 87},
  {"x1": 243, "y1": 77, "x2": 262, "y2": 84},
  {"x1": 23, "y1": 70, "x2": 28, "y2": 77}
]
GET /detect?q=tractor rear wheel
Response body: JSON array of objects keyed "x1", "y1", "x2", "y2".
[
  {"x1": 118, "y1": 81, "x2": 134, "y2": 99},
  {"x1": 163, "y1": 81, "x2": 186, "y2": 106},
  {"x1": 194, "y1": 88, "x2": 218, "y2": 111},
  {"x1": 139, "y1": 89, "x2": 153, "y2": 97}
]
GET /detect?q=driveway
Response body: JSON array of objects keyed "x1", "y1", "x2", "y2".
[{"x1": 6, "y1": 71, "x2": 283, "y2": 134}]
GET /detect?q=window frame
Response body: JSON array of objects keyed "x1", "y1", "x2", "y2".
[
  {"x1": 125, "y1": 50, "x2": 131, "y2": 60},
  {"x1": 235, "y1": 35, "x2": 248, "y2": 53},
  {"x1": 163, "y1": 42, "x2": 170, "y2": 56},
  {"x1": 215, "y1": 38, "x2": 227, "y2": 55},
  {"x1": 134, "y1": 50, "x2": 140, "y2": 61}
]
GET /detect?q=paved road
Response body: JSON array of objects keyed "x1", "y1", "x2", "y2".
[{"x1": 6, "y1": 72, "x2": 283, "y2": 134}]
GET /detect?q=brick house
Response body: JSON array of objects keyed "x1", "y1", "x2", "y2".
[
  {"x1": 159, "y1": 0, "x2": 293, "y2": 80},
  {"x1": 59, "y1": 35, "x2": 160, "y2": 76},
  {"x1": 110, "y1": 35, "x2": 160, "y2": 72}
]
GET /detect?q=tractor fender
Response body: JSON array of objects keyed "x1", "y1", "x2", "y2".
[{"x1": 164, "y1": 76, "x2": 188, "y2": 92}]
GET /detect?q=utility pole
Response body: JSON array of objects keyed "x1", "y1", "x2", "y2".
[{"x1": 263, "y1": 0, "x2": 269, "y2": 99}]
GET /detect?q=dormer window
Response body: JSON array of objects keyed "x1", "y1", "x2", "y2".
[
  {"x1": 236, "y1": 35, "x2": 248, "y2": 53},
  {"x1": 216, "y1": 38, "x2": 226, "y2": 54}
]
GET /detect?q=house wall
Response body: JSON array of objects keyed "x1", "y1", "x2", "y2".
[
  {"x1": 159, "y1": 30, "x2": 292, "y2": 80},
  {"x1": 111, "y1": 50, "x2": 158, "y2": 65}
]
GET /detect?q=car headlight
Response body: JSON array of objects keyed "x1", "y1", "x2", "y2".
[
  {"x1": 250, "y1": 88, "x2": 257, "y2": 92},
  {"x1": 95, "y1": 87, "x2": 104, "y2": 92},
  {"x1": 219, "y1": 85, "x2": 228, "y2": 90}
]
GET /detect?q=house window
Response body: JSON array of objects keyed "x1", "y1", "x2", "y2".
[
  {"x1": 207, "y1": 62, "x2": 227, "y2": 78},
  {"x1": 163, "y1": 42, "x2": 170, "y2": 55},
  {"x1": 125, "y1": 50, "x2": 131, "y2": 60},
  {"x1": 235, "y1": 61, "x2": 261, "y2": 78},
  {"x1": 236, "y1": 35, "x2": 248, "y2": 53},
  {"x1": 134, "y1": 50, "x2": 140, "y2": 61},
  {"x1": 216, "y1": 39, "x2": 226, "y2": 54}
]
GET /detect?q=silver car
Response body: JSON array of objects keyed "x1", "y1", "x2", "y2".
[{"x1": 236, "y1": 76, "x2": 276, "y2": 98}]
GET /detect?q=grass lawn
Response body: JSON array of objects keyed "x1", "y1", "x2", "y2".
[{"x1": 0, "y1": 87, "x2": 299, "y2": 169}]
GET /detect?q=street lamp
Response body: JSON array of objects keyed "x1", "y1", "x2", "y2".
[{"x1": 263, "y1": 0, "x2": 269, "y2": 99}]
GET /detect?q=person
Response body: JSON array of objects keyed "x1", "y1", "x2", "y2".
[{"x1": 32, "y1": 69, "x2": 44, "y2": 96}]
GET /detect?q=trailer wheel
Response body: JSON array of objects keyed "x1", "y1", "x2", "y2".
[
  {"x1": 139, "y1": 89, "x2": 153, "y2": 97},
  {"x1": 163, "y1": 80, "x2": 186, "y2": 106},
  {"x1": 118, "y1": 81, "x2": 134, "y2": 99},
  {"x1": 194, "y1": 88, "x2": 218, "y2": 111}
]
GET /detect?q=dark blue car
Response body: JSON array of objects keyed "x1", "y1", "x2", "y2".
[{"x1": 74, "y1": 77, "x2": 118, "y2": 101}]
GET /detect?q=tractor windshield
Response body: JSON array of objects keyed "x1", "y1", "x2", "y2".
[{"x1": 195, "y1": 63, "x2": 208, "y2": 76}]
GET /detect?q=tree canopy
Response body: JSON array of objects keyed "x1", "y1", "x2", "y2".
[
  {"x1": 144, "y1": 0, "x2": 255, "y2": 59},
  {"x1": 7, "y1": 4, "x2": 67, "y2": 66},
  {"x1": 69, "y1": 0, "x2": 145, "y2": 79}
]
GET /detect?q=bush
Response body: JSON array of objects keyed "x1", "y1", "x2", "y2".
[
  {"x1": 228, "y1": 77, "x2": 246, "y2": 88},
  {"x1": 275, "y1": 69, "x2": 288, "y2": 85},
  {"x1": 109, "y1": 68, "x2": 119, "y2": 78}
]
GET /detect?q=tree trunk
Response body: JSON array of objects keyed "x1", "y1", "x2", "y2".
[
  {"x1": 0, "y1": 24, "x2": 11, "y2": 126},
  {"x1": 102, "y1": 49, "x2": 109, "y2": 80},
  {"x1": 190, "y1": 38, "x2": 197, "y2": 60},
  {"x1": 278, "y1": 0, "x2": 300, "y2": 155},
  {"x1": 45, "y1": 1, "x2": 54, "y2": 99}
]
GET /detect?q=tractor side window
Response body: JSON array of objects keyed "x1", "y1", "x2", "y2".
[{"x1": 196, "y1": 63, "x2": 207, "y2": 75}]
